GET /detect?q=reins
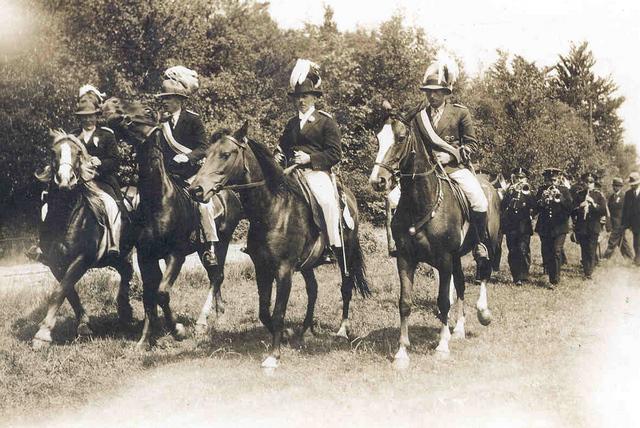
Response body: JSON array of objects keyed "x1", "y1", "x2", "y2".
[{"x1": 212, "y1": 135, "x2": 266, "y2": 192}]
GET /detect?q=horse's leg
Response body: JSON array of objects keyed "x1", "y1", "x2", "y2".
[
  {"x1": 195, "y1": 242, "x2": 229, "y2": 334},
  {"x1": 113, "y1": 256, "x2": 134, "y2": 325},
  {"x1": 65, "y1": 286, "x2": 92, "y2": 338},
  {"x1": 451, "y1": 256, "x2": 466, "y2": 340},
  {"x1": 394, "y1": 255, "x2": 417, "y2": 364},
  {"x1": 336, "y1": 267, "x2": 354, "y2": 340},
  {"x1": 261, "y1": 265, "x2": 293, "y2": 369},
  {"x1": 136, "y1": 256, "x2": 162, "y2": 350},
  {"x1": 156, "y1": 253, "x2": 187, "y2": 340},
  {"x1": 32, "y1": 255, "x2": 90, "y2": 349},
  {"x1": 300, "y1": 269, "x2": 318, "y2": 343},
  {"x1": 435, "y1": 256, "x2": 453, "y2": 356},
  {"x1": 255, "y1": 264, "x2": 275, "y2": 335},
  {"x1": 476, "y1": 277, "x2": 492, "y2": 326}
]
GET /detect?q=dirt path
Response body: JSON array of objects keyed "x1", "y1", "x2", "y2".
[{"x1": 6, "y1": 263, "x2": 639, "y2": 428}]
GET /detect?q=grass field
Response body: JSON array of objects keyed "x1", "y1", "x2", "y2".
[{"x1": 1, "y1": 225, "x2": 639, "y2": 428}]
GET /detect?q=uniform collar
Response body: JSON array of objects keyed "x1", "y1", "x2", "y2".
[
  {"x1": 171, "y1": 109, "x2": 182, "y2": 126},
  {"x1": 81, "y1": 126, "x2": 96, "y2": 144},
  {"x1": 298, "y1": 106, "x2": 316, "y2": 129}
]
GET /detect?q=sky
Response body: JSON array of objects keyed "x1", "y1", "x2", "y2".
[{"x1": 268, "y1": 0, "x2": 640, "y2": 153}]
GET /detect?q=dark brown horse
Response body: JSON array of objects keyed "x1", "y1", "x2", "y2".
[
  {"x1": 31, "y1": 130, "x2": 137, "y2": 349},
  {"x1": 369, "y1": 116, "x2": 501, "y2": 364},
  {"x1": 188, "y1": 123, "x2": 370, "y2": 369},
  {"x1": 103, "y1": 99, "x2": 243, "y2": 349}
]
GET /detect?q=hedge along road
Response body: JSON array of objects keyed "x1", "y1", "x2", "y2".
[{"x1": 1, "y1": 239, "x2": 639, "y2": 428}]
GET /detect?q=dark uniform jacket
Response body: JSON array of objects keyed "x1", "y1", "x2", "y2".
[
  {"x1": 571, "y1": 188, "x2": 607, "y2": 236},
  {"x1": 534, "y1": 185, "x2": 573, "y2": 237},
  {"x1": 162, "y1": 109, "x2": 208, "y2": 179},
  {"x1": 622, "y1": 188, "x2": 640, "y2": 232},
  {"x1": 278, "y1": 110, "x2": 341, "y2": 172},
  {"x1": 404, "y1": 100, "x2": 477, "y2": 173},
  {"x1": 72, "y1": 126, "x2": 120, "y2": 192},
  {"x1": 501, "y1": 187, "x2": 536, "y2": 235},
  {"x1": 608, "y1": 190, "x2": 625, "y2": 230}
]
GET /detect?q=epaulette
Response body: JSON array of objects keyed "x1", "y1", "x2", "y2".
[
  {"x1": 100, "y1": 126, "x2": 114, "y2": 134},
  {"x1": 318, "y1": 110, "x2": 332, "y2": 118},
  {"x1": 453, "y1": 103, "x2": 468, "y2": 109},
  {"x1": 186, "y1": 109, "x2": 200, "y2": 116}
]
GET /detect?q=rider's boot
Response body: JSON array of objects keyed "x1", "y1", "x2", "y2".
[{"x1": 470, "y1": 210, "x2": 491, "y2": 262}]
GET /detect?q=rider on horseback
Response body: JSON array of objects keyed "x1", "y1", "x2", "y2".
[
  {"x1": 274, "y1": 59, "x2": 343, "y2": 263},
  {"x1": 155, "y1": 67, "x2": 219, "y2": 267},
  {"x1": 404, "y1": 54, "x2": 491, "y2": 262}
]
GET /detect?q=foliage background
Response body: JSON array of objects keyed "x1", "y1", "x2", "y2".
[{"x1": 1, "y1": 0, "x2": 637, "y2": 237}]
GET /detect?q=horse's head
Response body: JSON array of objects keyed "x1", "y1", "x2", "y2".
[
  {"x1": 38, "y1": 130, "x2": 94, "y2": 190},
  {"x1": 189, "y1": 121, "x2": 250, "y2": 203},
  {"x1": 369, "y1": 117, "x2": 410, "y2": 192},
  {"x1": 102, "y1": 97, "x2": 158, "y2": 144}
]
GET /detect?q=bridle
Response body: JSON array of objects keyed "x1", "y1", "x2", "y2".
[{"x1": 209, "y1": 135, "x2": 266, "y2": 192}]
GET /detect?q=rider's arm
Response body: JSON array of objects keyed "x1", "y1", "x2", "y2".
[
  {"x1": 97, "y1": 131, "x2": 118, "y2": 176},
  {"x1": 186, "y1": 115, "x2": 208, "y2": 162}
]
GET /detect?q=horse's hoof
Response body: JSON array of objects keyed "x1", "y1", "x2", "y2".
[
  {"x1": 477, "y1": 309, "x2": 492, "y2": 326},
  {"x1": 393, "y1": 356, "x2": 410, "y2": 370},
  {"x1": 435, "y1": 342, "x2": 450, "y2": 357},
  {"x1": 34, "y1": 328, "x2": 52, "y2": 344},
  {"x1": 394, "y1": 346, "x2": 409, "y2": 361},
  {"x1": 333, "y1": 327, "x2": 349, "y2": 341},
  {"x1": 261, "y1": 356, "x2": 279, "y2": 369},
  {"x1": 32, "y1": 338, "x2": 51, "y2": 350},
  {"x1": 452, "y1": 328, "x2": 465, "y2": 340},
  {"x1": 173, "y1": 323, "x2": 187, "y2": 341},
  {"x1": 135, "y1": 341, "x2": 151, "y2": 352},
  {"x1": 77, "y1": 322, "x2": 93, "y2": 337}
]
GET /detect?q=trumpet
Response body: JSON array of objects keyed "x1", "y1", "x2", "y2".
[
  {"x1": 515, "y1": 182, "x2": 531, "y2": 195},
  {"x1": 542, "y1": 185, "x2": 562, "y2": 204}
]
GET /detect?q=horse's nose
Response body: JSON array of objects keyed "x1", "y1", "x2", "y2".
[{"x1": 189, "y1": 185, "x2": 204, "y2": 201}]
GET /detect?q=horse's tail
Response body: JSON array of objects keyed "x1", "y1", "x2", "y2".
[{"x1": 348, "y1": 235, "x2": 371, "y2": 297}]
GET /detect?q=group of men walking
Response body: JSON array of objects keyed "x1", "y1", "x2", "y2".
[{"x1": 501, "y1": 167, "x2": 640, "y2": 289}]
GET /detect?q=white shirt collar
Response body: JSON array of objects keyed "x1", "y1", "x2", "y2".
[
  {"x1": 172, "y1": 109, "x2": 182, "y2": 125},
  {"x1": 81, "y1": 126, "x2": 96, "y2": 144},
  {"x1": 298, "y1": 106, "x2": 316, "y2": 129}
]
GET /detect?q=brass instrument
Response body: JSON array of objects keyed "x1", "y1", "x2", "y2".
[{"x1": 542, "y1": 185, "x2": 562, "y2": 205}]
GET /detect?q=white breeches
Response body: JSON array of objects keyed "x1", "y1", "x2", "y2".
[
  {"x1": 448, "y1": 168, "x2": 488, "y2": 212},
  {"x1": 96, "y1": 191, "x2": 122, "y2": 251},
  {"x1": 303, "y1": 170, "x2": 341, "y2": 247},
  {"x1": 198, "y1": 202, "x2": 219, "y2": 243}
]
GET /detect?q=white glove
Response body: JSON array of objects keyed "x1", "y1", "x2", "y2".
[{"x1": 173, "y1": 154, "x2": 189, "y2": 163}]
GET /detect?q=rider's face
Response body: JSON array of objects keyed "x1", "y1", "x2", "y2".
[
  {"x1": 79, "y1": 114, "x2": 97, "y2": 130},
  {"x1": 161, "y1": 96, "x2": 183, "y2": 114},
  {"x1": 292, "y1": 93, "x2": 317, "y2": 114},
  {"x1": 424, "y1": 89, "x2": 448, "y2": 109}
]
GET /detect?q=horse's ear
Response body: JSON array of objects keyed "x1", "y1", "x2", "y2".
[{"x1": 237, "y1": 120, "x2": 249, "y2": 140}]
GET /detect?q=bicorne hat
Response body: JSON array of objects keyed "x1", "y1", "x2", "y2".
[{"x1": 288, "y1": 59, "x2": 323, "y2": 97}]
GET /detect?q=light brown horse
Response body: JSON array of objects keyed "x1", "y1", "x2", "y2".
[
  {"x1": 189, "y1": 123, "x2": 370, "y2": 369},
  {"x1": 369, "y1": 116, "x2": 501, "y2": 365}
]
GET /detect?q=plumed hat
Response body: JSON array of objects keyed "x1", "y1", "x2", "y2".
[
  {"x1": 288, "y1": 59, "x2": 322, "y2": 96},
  {"x1": 156, "y1": 66, "x2": 199, "y2": 98},
  {"x1": 420, "y1": 51, "x2": 459, "y2": 94},
  {"x1": 74, "y1": 95, "x2": 101, "y2": 115},
  {"x1": 78, "y1": 84, "x2": 106, "y2": 104}
]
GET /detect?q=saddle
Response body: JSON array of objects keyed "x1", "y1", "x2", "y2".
[{"x1": 439, "y1": 171, "x2": 471, "y2": 222}]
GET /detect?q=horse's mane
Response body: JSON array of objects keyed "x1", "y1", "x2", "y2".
[{"x1": 244, "y1": 137, "x2": 305, "y2": 199}]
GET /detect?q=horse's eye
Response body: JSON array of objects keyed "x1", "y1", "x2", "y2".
[
  {"x1": 220, "y1": 152, "x2": 231, "y2": 160},
  {"x1": 397, "y1": 133, "x2": 407, "y2": 143}
]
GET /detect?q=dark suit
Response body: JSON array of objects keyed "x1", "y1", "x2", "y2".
[
  {"x1": 72, "y1": 126, "x2": 121, "y2": 198},
  {"x1": 278, "y1": 110, "x2": 341, "y2": 171},
  {"x1": 404, "y1": 101, "x2": 477, "y2": 174},
  {"x1": 604, "y1": 190, "x2": 633, "y2": 259},
  {"x1": 621, "y1": 187, "x2": 640, "y2": 265},
  {"x1": 162, "y1": 109, "x2": 207, "y2": 179},
  {"x1": 571, "y1": 187, "x2": 607, "y2": 276},
  {"x1": 535, "y1": 185, "x2": 573, "y2": 284},
  {"x1": 501, "y1": 187, "x2": 536, "y2": 282}
]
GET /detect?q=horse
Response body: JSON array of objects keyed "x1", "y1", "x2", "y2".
[
  {"x1": 188, "y1": 122, "x2": 370, "y2": 369},
  {"x1": 30, "y1": 130, "x2": 137, "y2": 349},
  {"x1": 102, "y1": 98, "x2": 243, "y2": 349},
  {"x1": 369, "y1": 115, "x2": 501, "y2": 363}
]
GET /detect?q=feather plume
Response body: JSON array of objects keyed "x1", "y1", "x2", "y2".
[
  {"x1": 164, "y1": 66, "x2": 199, "y2": 95},
  {"x1": 435, "y1": 51, "x2": 459, "y2": 86},
  {"x1": 78, "y1": 84, "x2": 106, "y2": 102},
  {"x1": 289, "y1": 59, "x2": 321, "y2": 90}
]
